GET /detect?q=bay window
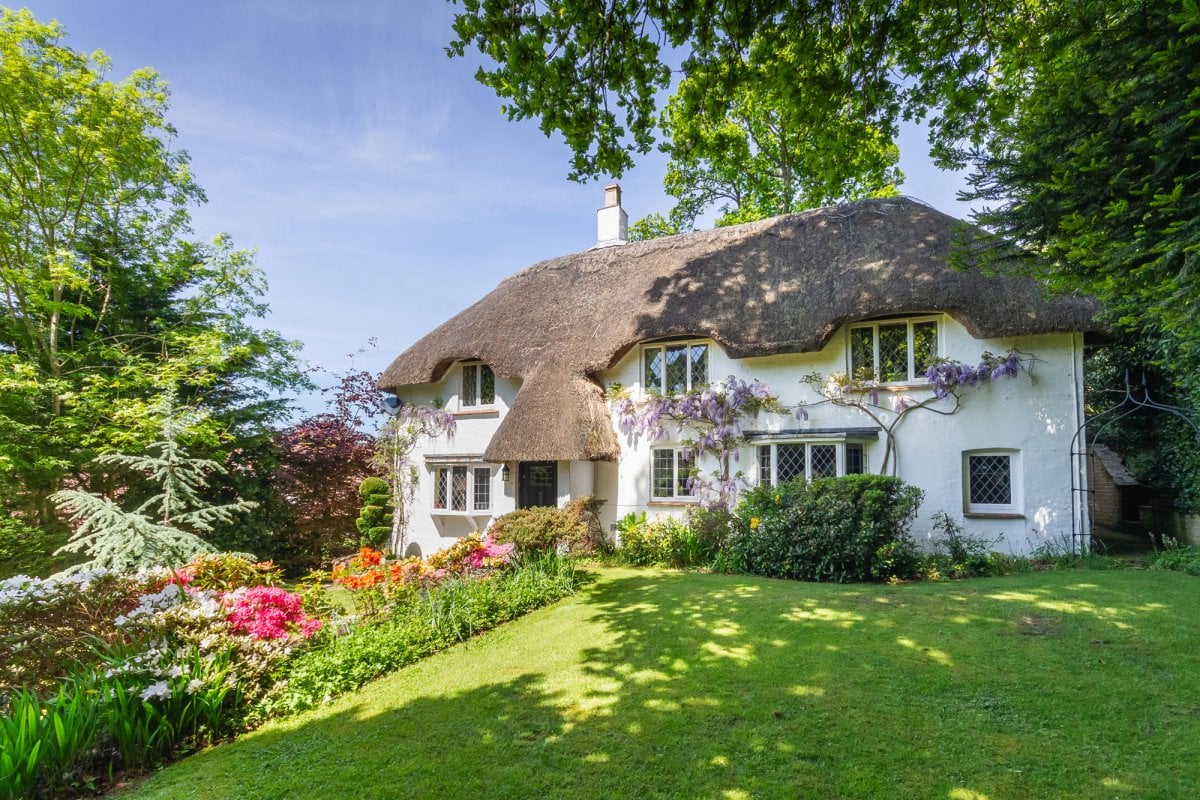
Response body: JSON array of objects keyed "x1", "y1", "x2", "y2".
[
  {"x1": 757, "y1": 442, "x2": 866, "y2": 486},
  {"x1": 433, "y1": 465, "x2": 493, "y2": 512}
]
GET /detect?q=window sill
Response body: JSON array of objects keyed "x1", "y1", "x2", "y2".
[
  {"x1": 963, "y1": 511, "x2": 1024, "y2": 520},
  {"x1": 648, "y1": 498, "x2": 699, "y2": 507},
  {"x1": 453, "y1": 407, "x2": 498, "y2": 417},
  {"x1": 431, "y1": 509, "x2": 492, "y2": 516}
]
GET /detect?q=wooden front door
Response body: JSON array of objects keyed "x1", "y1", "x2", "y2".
[{"x1": 518, "y1": 461, "x2": 558, "y2": 508}]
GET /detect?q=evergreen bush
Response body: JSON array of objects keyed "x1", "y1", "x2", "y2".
[
  {"x1": 355, "y1": 477, "x2": 394, "y2": 549},
  {"x1": 729, "y1": 475, "x2": 924, "y2": 582},
  {"x1": 488, "y1": 506, "x2": 585, "y2": 553}
]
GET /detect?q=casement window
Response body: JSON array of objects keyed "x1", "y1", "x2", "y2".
[
  {"x1": 849, "y1": 318, "x2": 939, "y2": 383},
  {"x1": 433, "y1": 465, "x2": 493, "y2": 512},
  {"x1": 963, "y1": 450, "x2": 1021, "y2": 515},
  {"x1": 643, "y1": 341, "x2": 709, "y2": 396},
  {"x1": 757, "y1": 442, "x2": 866, "y2": 486},
  {"x1": 461, "y1": 362, "x2": 495, "y2": 407},
  {"x1": 651, "y1": 447, "x2": 696, "y2": 500}
]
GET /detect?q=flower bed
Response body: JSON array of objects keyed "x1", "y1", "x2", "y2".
[{"x1": 0, "y1": 538, "x2": 575, "y2": 799}]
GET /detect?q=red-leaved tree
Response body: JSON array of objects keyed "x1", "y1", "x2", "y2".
[{"x1": 271, "y1": 413, "x2": 374, "y2": 574}]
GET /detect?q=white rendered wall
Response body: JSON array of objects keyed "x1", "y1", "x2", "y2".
[
  {"x1": 392, "y1": 319, "x2": 1088, "y2": 557},
  {"x1": 390, "y1": 369, "x2": 521, "y2": 558},
  {"x1": 599, "y1": 318, "x2": 1087, "y2": 555}
]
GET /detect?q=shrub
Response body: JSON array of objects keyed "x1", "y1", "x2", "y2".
[
  {"x1": 488, "y1": 506, "x2": 585, "y2": 553},
  {"x1": 0, "y1": 570, "x2": 152, "y2": 694},
  {"x1": 924, "y1": 512, "x2": 1001, "y2": 579},
  {"x1": 616, "y1": 514, "x2": 716, "y2": 569},
  {"x1": 728, "y1": 474, "x2": 925, "y2": 582},
  {"x1": 564, "y1": 495, "x2": 611, "y2": 553},
  {"x1": 181, "y1": 552, "x2": 282, "y2": 592},
  {"x1": 1147, "y1": 539, "x2": 1200, "y2": 575},
  {"x1": 355, "y1": 477, "x2": 394, "y2": 549}
]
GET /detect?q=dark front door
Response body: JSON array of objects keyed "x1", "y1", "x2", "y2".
[{"x1": 518, "y1": 461, "x2": 558, "y2": 508}]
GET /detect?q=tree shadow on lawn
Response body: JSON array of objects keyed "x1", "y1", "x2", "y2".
[{"x1": 130, "y1": 571, "x2": 1200, "y2": 800}]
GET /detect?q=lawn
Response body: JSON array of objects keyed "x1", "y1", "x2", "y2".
[{"x1": 120, "y1": 566, "x2": 1200, "y2": 799}]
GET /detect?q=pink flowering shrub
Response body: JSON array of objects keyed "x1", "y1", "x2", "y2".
[
  {"x1": 463, "y1": 536, "x2": 515, "y2": 569},
  {"x1": 224, "y1": 586, "x2": 323, "y2": 640}
]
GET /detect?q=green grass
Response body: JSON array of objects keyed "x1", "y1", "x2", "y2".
[{"x1": 120, "y1": 567, "x2": 1200, "y2": 799}]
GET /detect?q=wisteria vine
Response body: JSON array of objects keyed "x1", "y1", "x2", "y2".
[
  {"x1": 613, "y1": 351, "x2": 1034, "y2": 501},
  {"x1": 377, "y1": 403, "x2": 457, "y2": 549},
  {"x1": 612, "y1": 376, "x2": 793, "y2": 507},
  {"x1": 802, "y1": 350, "x2": 1034, "y2": 475}
]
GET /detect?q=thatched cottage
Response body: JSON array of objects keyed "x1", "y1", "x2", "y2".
[{"x1": 380, "y1": 189, "x2": 1101, "y2": 557}]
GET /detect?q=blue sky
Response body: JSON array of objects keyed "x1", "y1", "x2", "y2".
[{"x1": 22, "y1": 1, "x2": 973, "y2": 416}]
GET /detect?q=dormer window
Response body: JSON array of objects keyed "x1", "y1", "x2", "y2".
[
  {"x1": 461, "y1": 362, "x2": 495, "y2": 407},
  {"x1": 643, "y1": 341, "x2": 709, "y2": 396},
  {"x1": 849, "y1": 318, "x2": 939, "y2": 383}
]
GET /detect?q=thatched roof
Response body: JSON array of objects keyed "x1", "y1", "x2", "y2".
[{"x1": 380, "y1": 197, "x2": 1101, "y2": 463}]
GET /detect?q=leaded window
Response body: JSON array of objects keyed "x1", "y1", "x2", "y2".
[
  {"x1": 450, "y1": 466, "x2": 468, "y2": 511},
  {"x1": 810, "y1": 445, "x2": 837, "y2": 478},
  {"x1": 758, "y1": 442, "x2": 868, "y2": 485},
  {"x1": 846, "y1": 443, "x2": 865, "y2": 475},
  {"x1": 849, "y1": 318, "x2": 939, "y2": 382},
  {"x1": 432, "y1": 465, "x2": 493, "y2": 513},
  {"x1": 968, "y1": 454, "x2": 1012, "y2": 506},
  {"x1": 461, "y1": 363, "x2": 495, "y2": 407},
  {"x1": 643, "y1": 341, "x2": 709, "y2": 396}
]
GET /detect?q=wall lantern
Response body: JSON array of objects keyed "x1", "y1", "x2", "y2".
[{"x1": 501, "y1": 464, "x2": 512, "y2": 482}]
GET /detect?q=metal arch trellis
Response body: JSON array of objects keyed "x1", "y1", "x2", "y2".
[{"x1": 1069, "y1": 372, "x2": 1200, "y2": 554}]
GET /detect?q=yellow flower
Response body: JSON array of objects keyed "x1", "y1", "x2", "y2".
[
  {"x1": 774, "y1": 494, "x2": 781, "y2": 505},
  {"x1": 750, "y1": 517, "x2": 761, "y2": 530}
]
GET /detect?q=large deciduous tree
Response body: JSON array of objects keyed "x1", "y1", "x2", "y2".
[
  {"x1": 447, "y1": 1, "x2": 1025, "y2": 181},
  {"x1": 450, "y1": 0, "x2": 1200, "y2": 507},
  {"x1": 0, "y1": 9, "x2": 306, "y2": 572}
]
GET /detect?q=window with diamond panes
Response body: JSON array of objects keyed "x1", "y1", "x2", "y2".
[
  {"x1": 810, "y1": 445, "x2": 837, "y2": 478},
  {"x1": 450, "y1": 466, "x2": 468, "y2": 511},
  {"x1": 850, "y1": 328, "x2": 874, "y2": 378},
  {"x1": 968, "y1": 454, "x2": 1012, "y2": 506},
  {"x1": 776, "y1": 444, "x2": 806, "y2": 483},
  {"x1": 850, "y1": 318, "x2": 939, "y2": 382},
  {"x1": 759, "y1": 442, "x2": 867, "y2": 485},
  {"x1": 435, "y1": 469, "x2": 448, "y2": 509},
  {"x1": 643, "y1": 341, "x2": 709, "y2": 396},
  {"x1": 878, "y1": 324, "x2": 908, "y2": 382},
  {"x1": 473, "y1": 468, "x2": 491, "y2": 511}
]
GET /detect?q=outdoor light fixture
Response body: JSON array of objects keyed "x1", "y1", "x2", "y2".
[{"x1": 501, "y1": 464, "x2": 511, "y2": 481}]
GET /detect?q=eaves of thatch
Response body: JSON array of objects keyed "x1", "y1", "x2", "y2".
[{"x1": 379, "y1": 197, "x2": 1102, "y2": 464}]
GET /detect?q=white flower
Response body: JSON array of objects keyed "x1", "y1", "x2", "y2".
[
  {"x1": 186, "y1": 678, "x2": 204, "y2": 695},
  {"x1": 140, "y1": 681, "x2": 171, "y2": 701},
  {"x1": 167, "y1": 665, "x2": 184, "y2": 679}
]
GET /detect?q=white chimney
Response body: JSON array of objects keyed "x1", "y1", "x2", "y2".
[{"x1": 596, "y1": 182, "x2": 628, "y2": 247}]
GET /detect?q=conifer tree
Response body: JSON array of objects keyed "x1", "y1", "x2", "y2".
[{"x1": 51, "y1": 394, "x2": 256, "y2": 574}]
